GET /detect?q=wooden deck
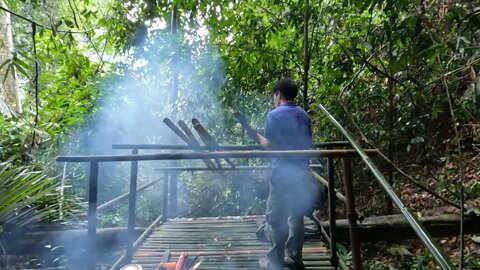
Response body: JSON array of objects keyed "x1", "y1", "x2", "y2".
[{"x1": 132, "y1": 216, "x2": 333, "y2": 270}]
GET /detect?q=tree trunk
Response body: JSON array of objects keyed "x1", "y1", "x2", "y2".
[
  {"x1": 0, "y1": 1, "x2": 20, "y2": 115},
  {"x1": 168, "y1": 4, "x2": 179, "y2": 216},
  {"x1": 302, "y1": 0, "x2": 310, "y2": 112},
  {"x1": 3, "y1": 227, "x2": 145, "y2": 255},
  {"x1": 318, "y1": 214, "x2": 480, "y2": 242}
]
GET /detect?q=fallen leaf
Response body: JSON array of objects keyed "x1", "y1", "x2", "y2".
[{"x1": 471, "y1": 236, "x2": 480, "y2": 244}]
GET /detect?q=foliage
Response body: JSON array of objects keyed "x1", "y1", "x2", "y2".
[
  {"x1": 0, "y1": 114, "x2": 34, "y2": 164},
  {"x1": 0, "y1": 0, "x2": 479, "y2": 267},
  {"x1": 179, "y1": 169, "x2": 267, "y2": 217},
  {"x1": 336, "y1": 243, "x2": 353, "y2": 268},
  {"x1": 0, "y1": 161, "x2": 58, "y2": 230},
  {"x1": 365, "y1": 243, "x2": 480, "y2": 270}
]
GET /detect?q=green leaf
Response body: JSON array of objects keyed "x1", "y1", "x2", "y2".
[
  {"x1": 410, "y1": 136, "x2": 425, "y2": 144},
  {"x1": 13, "y1": 54, "x2": 30, "y2": 69},
  {"x1": 387, "y1": 245, "x2": 412, "y2": 256},
  {"x1": 13, "y1": 61, "x2": 29, "y2": 77},
  {"x1": 0, "y1": 162, "x2": 59, "y2": 226},
  {"x1": 0, "y1": 58, "x2": 11, "y2": 71},
  {"x1": 2, "y1": 63, "x2": 12, "y2": 83},
  {"x1": 465, "y1": 206, "x2": 480, "y2": 216},
  {"x1": 471, "y1": 236, "x2": 480, "y2": 244},
  {"x1": 64, "y1": 19, "x2": 74, "y2": 28}
]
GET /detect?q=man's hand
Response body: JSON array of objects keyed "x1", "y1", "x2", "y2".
[
  {"x1": 246, "y1": 128, "x2": 270, "y2": 149},
  {"x1": 256, "y1": 133, "x2": 270, "y2": 149}
]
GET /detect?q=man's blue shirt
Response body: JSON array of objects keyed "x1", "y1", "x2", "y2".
[{"x1": 264, "y1": 102, "x2": 312, "y2": 170}]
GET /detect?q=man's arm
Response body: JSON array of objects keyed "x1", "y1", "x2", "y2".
[
  {"x1": 256, "y1": 133, "x2": 270, "y2": 149},
  {"x1": 234, "y1": 109, "x2": 273, "y2": 149},
  {"x1": 243, "y1": 128, "x2": 270, "y2": 149},
  {"x1": 257, "y1": 112, "x2": 275, "y2": 150}
]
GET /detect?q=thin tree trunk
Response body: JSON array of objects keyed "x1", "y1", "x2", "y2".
[
  {"x1": 168, "y1": 5, "x2": 179, "y2": 216},
  {"x1": 302, "y1": 0, "x2": 310, "y2": 112},
  {"x1": 0, "y1": 1, "x2": 20, "y2": 115},
  {"x1": 386, "y1": 79, "x2": 394, "y2": 214},
  {"x1": 170, "y1": 6, "x2": 179, "y2": 108}
]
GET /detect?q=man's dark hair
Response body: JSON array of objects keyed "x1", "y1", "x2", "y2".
[{"x1": 273, "y1": 78, "x2": 298, "y2": 101}]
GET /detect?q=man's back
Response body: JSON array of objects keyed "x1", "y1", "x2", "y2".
[{"x1": 265, "y1": 101, "x2": 312, "y2": 169}]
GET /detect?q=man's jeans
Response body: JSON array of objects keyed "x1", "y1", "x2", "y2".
[{"x1": 264, "y1": 166, "x2": 320, "y2": 269}]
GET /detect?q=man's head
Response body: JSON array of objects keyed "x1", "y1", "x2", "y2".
[{"x1": 273, "y1": 78, "x2": 298, "y2": 107}]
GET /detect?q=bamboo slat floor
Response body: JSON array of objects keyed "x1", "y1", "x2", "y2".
[{"x1": 132, "y1": 216, "x2": 333, "y2": 270}]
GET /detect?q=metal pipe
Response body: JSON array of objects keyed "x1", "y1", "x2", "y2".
[
  {"x1": 111, "y1": 141, "x2": 352, "y2": 150},
  {"x1": 319, "y1": 104, "x2": 454, "y2": 270},
  {"x1": 87, "y1": 162, "x2": 98, "y2": 270},
  {"x1": 56, "y1": 149, "x2": 379, "y2": 162},
  {"x1": 342, "y1": 158, "x2": 362, "y2": 270},
  {"x1": 126, "y1": 149, "x2": 138, "y2": 263},
  {"x1": 327, "y1": 155, "x2": 338, "y2": 269}
]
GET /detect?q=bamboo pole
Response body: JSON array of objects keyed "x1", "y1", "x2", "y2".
[
  {"x1": 97, "y1": 179, "x2": 161, "y2": 214},
  {"x1": 135, "y1": 247, "x2": 327, "y2": 257},
  {"x1": 311, "y1": 170, "x2": 346, "y2": 203},
  {"x1": 153, "y1": 165, "x2": 323, "y2": 172},
  {"x1": 177, "y1": 120, "x2": 216, "y2": 168},
  {"x1": 191, "y1": 118, "x2": 236, "y2": 168},
  {"x1": 57, "y1": 149, "x2": 379, "y2": 162},
  {"x1": 319, "y1": 104, "x2": 454, "y2": 270},
  {"x1": 162, "y1": 118, "x2": 214, "y2": 168},
  {"x1": 111, "y1": 141, "x2": 351, "y2": 150},
  {"x1": 109, "y1": 215, "x2": 164, "y2": 270}
]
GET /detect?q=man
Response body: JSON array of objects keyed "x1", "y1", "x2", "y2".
[{"x1": 252, "y1": 78, "x2": 319, "y2": 270}]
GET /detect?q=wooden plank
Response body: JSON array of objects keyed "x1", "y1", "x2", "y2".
[
  {"x1": 135, "y1": 247, "x2": 327, "y2": 257},
  {"x1": 132, "y1": 216, "x2": 332, "y2": 270}
]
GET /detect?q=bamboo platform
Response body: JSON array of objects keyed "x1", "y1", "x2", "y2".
[{"x1": 132, "y1": 216, "x2": 333, "y2": 270}]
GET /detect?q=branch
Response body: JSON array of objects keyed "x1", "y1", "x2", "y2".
[
  {"x1": 29, "y1": 22, "x2": 39, "y2": 154},
  {"x1": 70, "y1": 0, "x2": 105, "y2": 66},
  {"x1": 215, "y1": 43, "x2": 304, "y2": 75},
  {"x1": 375, "y1": 147, "x2": 461, "y2": 209},
  {"x1": 336, "y1": 64, "x2": 366, "y2": 100},
  {"x1": 345, "y1": 46, "x2": 404, "y2": 85},
  {"x1": 0, "y1": 4, "x2": 87, "y2": 34},
  {"x1": 336, "y1": 43, "x2": 389, "y2": 100},
  {"x1": 443, "y1": 73, "x2": 467, "y2": 268},
  {"x1": 250, "y1": 2, "x2": 282, "y2": 23},
  {"x1": 338, "y1": 103, "x2": 462, "y2": 209},
  {"x1": 67, "y1": 0, "x2": 80, "y2": 29}
]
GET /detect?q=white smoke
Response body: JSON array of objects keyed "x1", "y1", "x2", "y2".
[{"x1": 56, "y1": 17, "x2": 228, "y2": 269}]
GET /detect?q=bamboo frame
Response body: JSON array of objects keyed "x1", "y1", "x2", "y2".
[
  {"x1": 111, "y1": 141, "x2": 352, "y2": 150},
  {"x1": 57, "y1": 149, "x2": 379, "y2": 162}
]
